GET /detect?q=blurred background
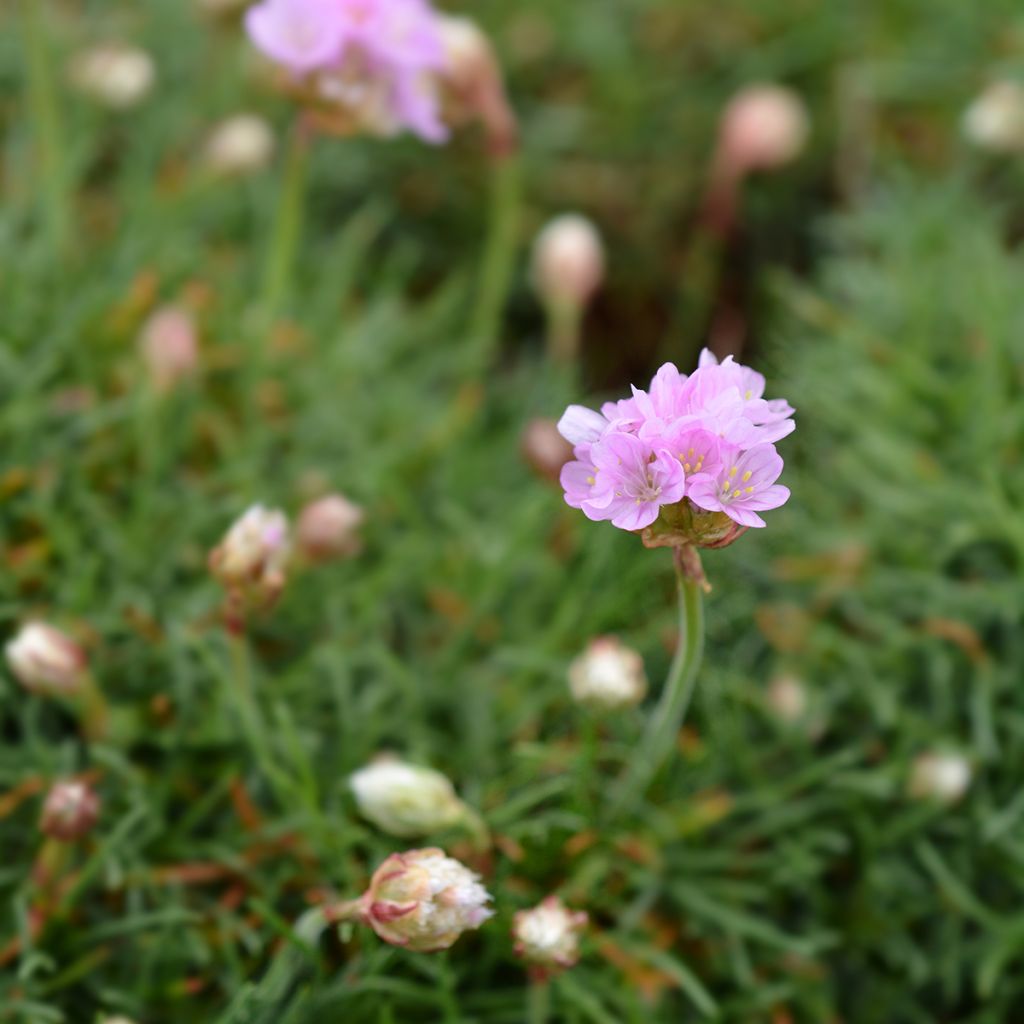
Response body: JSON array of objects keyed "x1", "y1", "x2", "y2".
[{"x1": 2, "y1": 0, "x2": 1024, "y2": 1021}]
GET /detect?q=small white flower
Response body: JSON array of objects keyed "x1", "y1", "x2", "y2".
[
  {"x1": 296, "y1": 493, "x2": 364, "y2": 562},
  {"x1": 40, "y1": 779, "x2": 100, "y2": 841},
  {"x1": 5, "y1": 622, "x2": 87, "y2": 696},
  {"x1": 531, "y1": 215, "x2": 605, "y2": 312},
  {"x1": 138, "y1": 306, "x2": 199, "y2": 391},
  {"x1": 766, "y1": 674, "x2": 807, "y2": 723},
  {"x1": 568, "y1": 637, "x2": 647, "y2": 711},
  {"x1": 963, "y1": 81, "x2": 1024, "y2": 153},
  {"x1": 203, "y1": 114, "x2": 276, "y2": 177},
  {"x1": 513, "y1": 896, "x2": 587, "y2": 973},
  {"x1": 718, "y1": 84, "x2": 809, "y2": 174},
  {"x1": 210, "y1": 504, "x2": 290, "y2": 586},
  {"x1": 350, "y1": 758, "x2": 467, "y2": 838},
  {"x1": 69, "y1": 45, "x2": 155, "y2": 110},
  {"x1": 909, "y1": 752, "x2": 972, "y2": 804}
]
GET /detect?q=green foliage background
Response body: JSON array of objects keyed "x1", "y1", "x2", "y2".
[{"x1": 2, "y1": 0, "x2": 1024, "y2": 1021}]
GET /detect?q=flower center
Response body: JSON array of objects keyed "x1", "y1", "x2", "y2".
[{"x1": 720, "y1": 467, "x2": 755, "y2": 503}]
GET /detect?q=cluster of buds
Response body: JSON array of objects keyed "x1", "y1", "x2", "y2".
[
  {"x1": 208, "y1": 504, "x2": 291, "y2": 629},
  {"x1": 68, "y1": 44, "x2": 156, "y2": 110},
  {"x1": 512, "y1": 896, "x2": 588, "y2": 977},
  {"x1": 349, "y1": 757, "x2": 473, "y2": 838},
  {"x1": 5, "y1": 622, "x2": 87, "y2": 697},
  {"x1": 908, "y1": 752, "x2": 972, "y2": 804},
  {"x1": 203, "y1": 113, "x2": 277, "y2": 177},
  {"x1": 40, "y1": 779, "x2": 100, "y2": 842},
  {"x1": 568, "y1": 637, "x2": 647, "y2": 711},
  {"x1": 962, "y1": 81, "x2": 1024, "y2": 153},
  {"x1": 138, "y1": 305, "x2": 200, "y2": 392},
  {"x1": 296, "y1": 493, "x2": 364, "y2": 563}
]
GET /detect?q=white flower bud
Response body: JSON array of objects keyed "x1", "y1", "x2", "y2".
[
  {"x1": 209, "y1": 504, "x2": 291, "y2": 616},
  {"x1": 40, "y1": 779, "x2": 100, "y2": 841},
  {"x1": 203, "y1": 114, "x2": 276, "y2": 177},
  {"x1": 963, "y1": 81, "x2": 1024, "y2": 153},
  {"x1": 568, "y1": 637, "x2": 647, "y2": 711},
  {"x1": 718, "y1": 84, "x2": 809, "y2": 175},
  {"x1": 138, "y1": 305, "x2": 199, "y2": 391},
  {"x1": 531, "y1": 215, "x2": 605, "y2": 313},
  {"x1": 68, "y1": 45, "x2": 155, "y2": 110},
  {"x1": 512, "y1": 896, "x2": 587, "y2": 974},
  {"x1": 296, "y1": 494, "x2": 364, "y2": 563},
  {"x1": 909, "y1": 752, "x2": 972, "y2": 804},
  {"x1": 359, "y1": 848, "x2": 493, "y2": 952},
  {"x1": 350, "y1": 758, "x2": 467, "y2": 838},
  {"x1": 766, "y1": 674, "x2": 807, "y2": 724},
  {"x1": 5, "y1": 622, "x2": 88, "y2": 696}
]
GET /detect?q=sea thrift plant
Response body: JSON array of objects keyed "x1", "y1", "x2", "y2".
[
  {"x1": 39, "y1": 779, "x2": 100, "y2": 842},
  {"x1": 512, "y1": 896, "x2": 588, "y2": 976},
  {"x1": 568, "y1": 637, "x2": 648, "y2": 710},
  {"x1": 5, "y1": 621, "x2": 88, "y2": 696}
]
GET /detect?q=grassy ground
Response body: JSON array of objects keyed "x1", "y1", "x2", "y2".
[{"x1": 3, "y1": 1, "x2": 1024, "y2": 1022}]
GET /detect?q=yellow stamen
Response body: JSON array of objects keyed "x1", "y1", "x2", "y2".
[
  {"x1": 732, "y1": 489, "x2": 743, "y2": 498},
  {"x1": 741, "y1": 470, "x2": 752, "y2": 482}
]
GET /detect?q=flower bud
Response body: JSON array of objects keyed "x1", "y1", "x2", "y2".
[
  {"x1": 531, "y1": 215, "x2": 605, "y2": 315},
  {"x1": 209, "y1": 504, "x2": 291, "y2": 619},
  {"x1": 358, "y1": 848, "x2": 493, "y2": 952},
  {"x1": 5, "y1": 622, "x2": 87, "y2": 697},
  {"x1": 68, "y1": 45, "x2": 155, "y2": 110},
  {"x1": 963, "y1": 81, "x2": 1024, "y2": 153},
  {"x1": 138, "y1": 305, "x2": 199, "y2": 392},
  {"x1": 568, "y1": 637, "x2": 647, "y2": 711},
  {"x1": 203, "y1": 114, "x2": 276, "y2": 177},
  {"x1": 296, "y1": 493, "x2": 364, "y2": 563},
  {"x1": 521, "y1": 418, "x2": 574, "y2": 483},
  {"x1": 350, "y1": 758, "x2": 468, "y2": 838},
  {"x1": 40, "y1": 779, "x2": 100, "y2": 841},
  {"x1": 512, "y1": 895, "x2": 587, "y2": 974},
  {"x1": 908, "y1": 752, "x2": 972, "y2": 804},
  {"x1": 435, "y1": 15, "x2": 518, "y2": 157},
  {"x1": 717, "y1": 84, "x2": 809, "y2": 176},
  {"x1": 766, "y1": 674, "x2": 807, "y2": 724}
]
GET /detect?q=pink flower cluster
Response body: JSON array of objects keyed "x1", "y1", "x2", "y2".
[
  {"x1": 245, "y1": 0, "x2": 449, "y2": 142},
  {"x1": 559, "y1": 350, "x2": 794, "y2": 531}
]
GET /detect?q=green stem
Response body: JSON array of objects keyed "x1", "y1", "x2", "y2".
[
  {"x1": 468, "y1": 154, "x2": 522, "y2": 371},
  {"x1": 20, "y1": 0, "x2": 72, "y2": 257},
  {"x1": 546, "y1": 301, "x2": 583, "y2": 368},
  {"x1": 606, "y1": 551, "x2": 705, "y2": 820},
  {"x1": 526, "y1": 978, "x2": 551, "y2": 1024}
]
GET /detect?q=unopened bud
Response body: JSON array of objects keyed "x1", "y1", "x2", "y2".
[
  {"x1": 139, "y1": 305, "x2": 199, "y2": 391},
  {"x1": 436, "y1": 15, "x2": 518, "y2": 157},
  {"x1": 531, "y1": 214, "x2": 605, "y2": 314},
  {"x1": 963, "y1": 81, "x2": 1024, "y2": 153},
  {"x1": 68, "y1": 45, "x2": 155, "y2": 110},
  {"x1": 521, "y1": 418, "x2": 573, "y2": 483},
  {"x1": 766, "y1": 674, "x2": 807, "y2": 724},
  {"x1": 350, "y1": 758, "x2": 468, "y2": 838},
  {"x1": 717, "y1": 84, "x2": 809, "y2": 176},
  {"x1": 909, "y1": 752, "x2": 972, "y2": 804},
  {"x1": 358, "y1": 848, "x2": 493, "y2": 952},
  {"x1": 5, "y1": 622, "x2": 87, "y2": 696},
  {"x1": 296, "y1": 494, "x2": 364, "y2": 562},
  {"x1": 204, "y1": 114, "x2": 276, "y2": 176},
  {"x1": 568, "y1": 637, "x2": 647, "y2": 711},
  {"x1": 209, "y1": 504, "x2": 291, "y2": 620},
  {"x1": 40, "y1": 780, "x2": 100, "y2": 841},
  {"x1": 512, "y1": 895, "x2": 587, "y2": 974}
]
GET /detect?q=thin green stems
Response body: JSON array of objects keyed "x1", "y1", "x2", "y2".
[
  {"x1": 20, "y1": 0, "x2": 72, "y2": 258},
  {"x1": 468, "y1": 155, "x2": 522, "y2": 370},
  {"x1": 606, "y1": 551, "x2": 705, "y2": 820},
  {"x1": 526, "y1": 978, "x2": 551, "y2": 1024}
]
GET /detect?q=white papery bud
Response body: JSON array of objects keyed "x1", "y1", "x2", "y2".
[
  {"x1": 718, "y1": 84, "x2": 809, "y2": 175},
  {"x1": 350, "y1": 758, "x2": 468, "y2": 838},
  {"x1": 963, "y1": 81, "x2": 1024, "y2": 153},
  {"x1": 909, "y1": 752, "x2": 972, "y2": 804},
  {"x1": 531, "y1": 215, "x2": 605, "y2": 313},
  {"x1": 358, "y1": 848, "x2": 493, "y2": 952},
  {"x1": 69, "y1": 45, "x2": 155, "y2": 110},
  {"x1": 296, "y1": 494, "x2": 364, "y2": 562},
  {"x1": 568, "y1": 637, "x2": 647, "y2": 710},
  {"x1": 209, "y1": 505, "x2": 291, "y2": 622},
  {"x1": 512, "y1": 895, "x2": 587, "y2": 974},
  {"x1": 40, "y1": 779, "x2": 100, "y2": 841},
  {"x1": 6, "y1": 622, "x2": 87, "y2": 696},
  {"x1": 204, "y1": 114, "x2": 276, "y2": 177},
  {"x1": 139, "y1": 306, "x2": 199, "y2": 391}
]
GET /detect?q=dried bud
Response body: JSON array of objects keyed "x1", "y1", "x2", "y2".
[
  {"x1": 909, "y1": 752, "x2": 972, "y2": 804},
  {"x1": 68, "y1": 45, "x2": 155, "y2": 110},
  {"x1": 203, "y1": 114, "x2": 276, "y2": 176},
  {"x1": 350, "y1": 758, "x2": 468, "y2": 838},
  {"x1": 512, "y1": 896, "x2": 587, "y2": 974},
  {"x1": 963, "y1": 81, "x2": 1024, "y2": 153},
  {"x1": 521, "y1": 418, "x2": 574, "y2": 483},
  {"x1": 435, "y1": 15, "x2": 518, "y2": 157},
  {"x1": 358, "y1": 848, "x2": 493, "y2": 952},
  {"x1": 717, "y1": 84, "x2": 809, "y2": 176},
  {"x1": 5, "y1": 622, "x2": 87, "y2": 696},
  {"x1": 138, "y1": 306, "x2": 199, "y2": 391},
  {"x1": 209, "y1": 504, "x2": 291, "y2": 620},
  {"x1": 40, "y1": 780, "x2": 100, "y2": 841},
  {"x1": 296, "y1": 494, "x2": 364, "y2": 562},
  {"x1": 568, "y1": 637, "x2": 647, "y2": 711},
  {"x1": 531, "y1": 214, "x2": 605, "y2": 314}
]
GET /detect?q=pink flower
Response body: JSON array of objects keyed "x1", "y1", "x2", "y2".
[
  {"x1": 686, "y1": 444, "x2": 790, "y2": 528},
  {"x1": 246, "y1": 0, "x2": 345, "y2": 74}
]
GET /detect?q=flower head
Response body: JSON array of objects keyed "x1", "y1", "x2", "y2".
[
  {"x1": 358, "y1": 848, "x2": 493, "y2": 951},
  {"x1": 138, "y1": 305, "x2": 199, "y2": 392},
  {"x1": 531, "y1": 214, "x2": 605, "y2": 314},
  {"x1": 963, "y1": 81, "x2": 1024, "y2": 153},
  {"x1": 204, "y1": 113, "x2": 276, "y2": 176},
  {"x1": 6, "y1": 622, "x2": 87, "y2": 697},
  {"x1": 512, "y1": 896, "x2": 587, "y2": 975},
  {"x1": 717, "y1": 84, "x2": 809, "y2": 176},
  {"x1": 68, "y1": 45, "x2": 155, "y2": 109},
  {"x1": 40, "y1": 779, "x2": 100, "y2": 841},
  {"x1": 297, "y1": 493, "x2": 364, "y2": 562},
  {"x1": 350, "y1": 757, "x2": 468, "y2": 837},
  {"x1": 909, "y1": 752, "x2": 972, "y2": 804},
  {"x1": 568, "y1": 637, "x2": 647, "y2": 710}
]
